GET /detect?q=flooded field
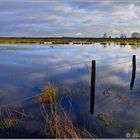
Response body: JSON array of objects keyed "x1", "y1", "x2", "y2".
[{"x1": 0, "y1": 43, "x2": 140, "y2": 138}]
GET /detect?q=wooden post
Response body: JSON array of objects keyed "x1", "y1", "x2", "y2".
[
  {"x1": 130, "y1": 55, "x2": 136, "y2": 90},
  {"x1": 90, "y1": 60, "x2": 96, "y2": 114}
]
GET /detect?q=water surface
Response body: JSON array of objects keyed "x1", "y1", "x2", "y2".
[{"x1": 0, "y1": 43, "x2": 140, "y2": 138}]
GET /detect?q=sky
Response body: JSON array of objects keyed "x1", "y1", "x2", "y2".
[{"x1": 0, "y1": 0, "x2": 140, "y2": 37}]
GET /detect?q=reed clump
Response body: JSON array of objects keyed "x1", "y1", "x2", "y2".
[
  {"x1": 3, "y1": 118, "x2": 15, "y2": 129},
  {"x1": 97, "y1": 113, "x2": 112, "y2": 126},
  {"x1": 40, "y1": 104, "x2": 95, "y2": 138},
  {"x1": 38, "y1": 83, "x2": 96, "y2": 138},
  {"x1": 0, "y1": 109, "x2": 27, "y2": 129},
  {"x1": 37, "y1": 82, "x2": 57, "y2": 104}
]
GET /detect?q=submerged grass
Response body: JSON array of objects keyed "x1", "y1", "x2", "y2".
[
  {"x1": 3, "y1": 118, "x2": 15, "y2": 129},
  {"x1": 0, "y1": 109, "x2": 27, "y2": 130},
  {"x1": 97, "y1": 113, "x2": 113, "y2": 126}
]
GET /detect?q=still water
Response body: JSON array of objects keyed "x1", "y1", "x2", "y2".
[{"x1": 0, "y1": 43, "x2": 140, "y2": 138}]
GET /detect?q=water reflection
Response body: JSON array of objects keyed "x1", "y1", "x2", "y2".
[
  {"x1": 0, "y1": 43, "x2": 140, "y2": 138},
  {"x1": 130, "y1": 44, "x2": 140, "y2": 50},
  {"x1": 100, "y1": 43, "x2": 140, "y2": 50}
]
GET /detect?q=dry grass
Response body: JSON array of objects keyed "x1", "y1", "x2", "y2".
[
  {"x1": 115, "y1": 93, "x2": 135, "y2": 107},
  {"x1": 0, "y1": 108, "x2": 27, "y2": 129},
  {"x1": 37, "y1": 83, "x2": 95, "y2": 138},
  {"x1": 97, "y1": 113, "x2": 113, "y2": 126},
  {"x1": 3, "y1": 118, "x2": 15, "y2": 129},
  {"x1": 37, "y1": 82, "x2": 57, "y2": 104},
  {"x1": 40, "y1": 104, "x2": 95, "y2": 138},
  {"x1": 59, "y1": 86, "x2": 71, "y2": 96},
  {"x1": 102, "y1": 88, "x2": 135, "y2": 107}
]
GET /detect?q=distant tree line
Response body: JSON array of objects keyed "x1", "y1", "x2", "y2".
[
  {"x1": 103, "y1": 32, "x2": 140, "y2": 39},
  {"x1": 131, "y1": 32, "x2": 140, "y2": 38}
]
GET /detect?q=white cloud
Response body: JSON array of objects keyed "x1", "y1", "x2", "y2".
[
  {"x1": 113, "y1": 3, "x2": 139, "y2": 21},
  {"x1": 75, "y1": 32, "x2": 83, "y2": 36},
  {"x1": 0, "y1": 0, "x2": 140, "y2": 37}
]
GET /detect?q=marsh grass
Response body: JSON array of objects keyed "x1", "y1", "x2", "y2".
[
  {"x1": 97, "y1": 113, "x2": 113, "y2": 126},
  {"x1": 102, "y1": 88, "x2": 135, "y2": 107},
  {"x1": 1, "y1": 37, "x2": 140, "y2": 45},
  {"x1": 40, "y1": 104, "x2": 95, "y2": 138},
  {"x1": 37, "y1": 82, "x2": 57, "y2": 104},
  {"x1": 59, "y1": 86, "x2": 71, "y2": 96},
  {"x1": 115, "y1": 93, "x2": 135, "y2": 107},
  {"x1": 0, "y1": 109, "x2": 27, "y2": 130},
  {"x1": 37, "y1": 83, "x2": 95, "y2": 138}
]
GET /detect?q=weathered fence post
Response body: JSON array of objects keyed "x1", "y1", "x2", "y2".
[
  {"x1": 90, "y1": 60, "x2": 96, "y2": 114},
  {"x1": 130, "y1": 55, "x2": 136, "y2": 90}
]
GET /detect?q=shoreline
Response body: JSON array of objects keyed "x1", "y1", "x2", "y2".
[{"x1": 0, "y1": 37, "x2": 140, "y2": 45}]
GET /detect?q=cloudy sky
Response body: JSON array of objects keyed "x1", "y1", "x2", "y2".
[{"x1": 0, "y1": 0, "x2": 140, "y2": 37}]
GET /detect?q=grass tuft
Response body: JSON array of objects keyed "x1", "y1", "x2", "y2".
[
  {"x1": 38, "y1": 83, "x2": 96, "y2": 138},
  {"x1": 3, "y1": 118, "x2": 15, "y2": 129},
  {"x1": 0, "y1": 108, "x2": 27, "y2": 130},
  {"x1": 37, "y1": 82, "x2": 57, "y2": 104}
]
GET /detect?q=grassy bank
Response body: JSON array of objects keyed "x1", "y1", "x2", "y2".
[{"x1": 0, "y1": 37, "x2": 140, "y2": 45}]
